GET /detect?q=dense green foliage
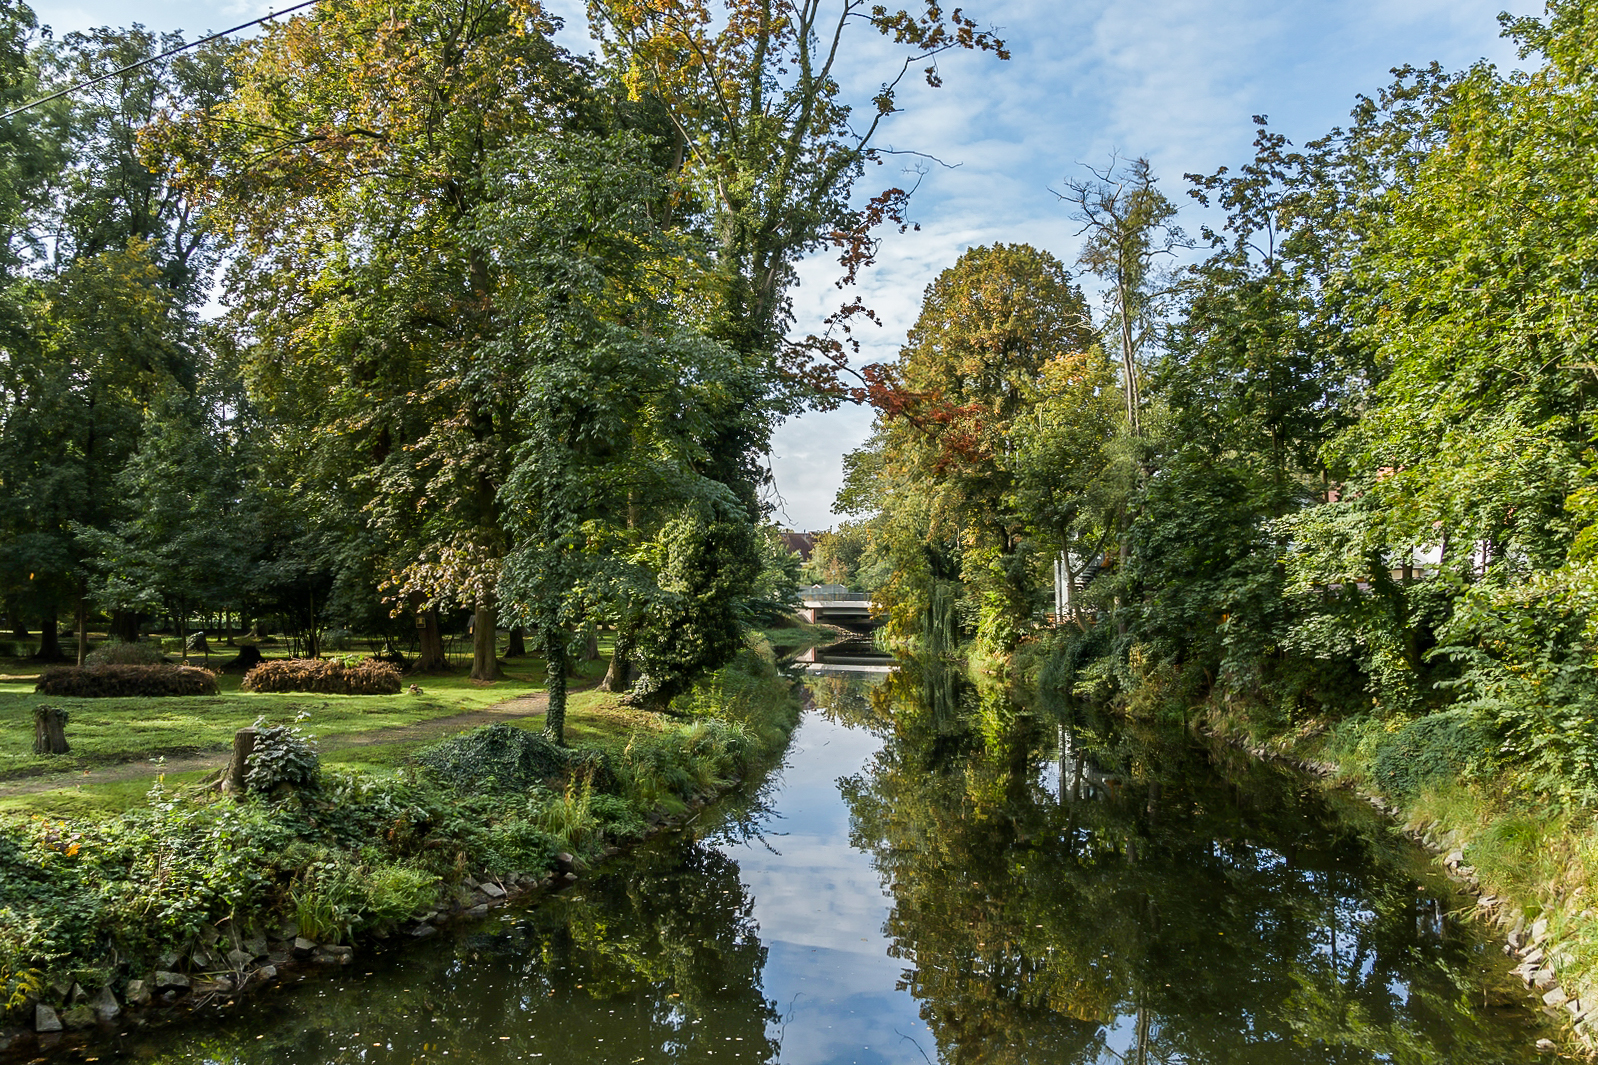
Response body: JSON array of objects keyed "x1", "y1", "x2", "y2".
[
  {"x1": 0, "y1": 0, "x2": 1002, "y2": 724},
  {"x1": 417, "y1": 723, "x2": 572, "y2": 795},
  {"x1": 838, "y1": 3, "x2": 1598, "y2": 811}
]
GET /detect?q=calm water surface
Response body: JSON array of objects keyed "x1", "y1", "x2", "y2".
[{"x1": 67, "y1": 663, "x2": 1552, "y2": 1064}]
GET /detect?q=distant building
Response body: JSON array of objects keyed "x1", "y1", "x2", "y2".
[{"x1": 779, "y1": 530, "x2": 817, "y2": 561}]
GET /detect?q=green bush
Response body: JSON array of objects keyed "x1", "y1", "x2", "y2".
[
  {"x1": 619, "y1": 719, "x2": 754, "y2": 812},
  {"x1": 246, "y1": 722, "x2": 320, "y2": 794},
  {"x1": 482, "y1": 819, "x2": 559, "y2": 875},
  {"x1": 415, "y1": 723, "x2": 567, "y2": 793},
  {"x1": 589, "y1": 792, "x2": 645, "y2": 840},
  {"x1": 364, "y1": 863, "x2": 440, "y2": 923},
  {"x1": 536, "y1": 779, "x2": 603, "y2": 852},
  {"x1": 35, "y1": 664, "x2": 218, "y2": 697},
  {"x1": 290, "y1": 859, "x2": 435, "y2": 943},
  {"x1": 84, "y1": 640, "x2": 165, "y2": 667},
  {"x1": 1371, "y1": 708, "x2": 1491, "y2": 798}
]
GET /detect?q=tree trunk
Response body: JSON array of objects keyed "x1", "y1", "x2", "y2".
[
  {"x1": 109, "y1": 610, "x2": 139, "y2": 644},
  {"x1": 222, "y1": 727, "x2": 257, "y2": 796},
  {"x1": 33, "y1": 606, "x2": 64, "y2": 662},
  {"x1": 470, "y1": 599, "x2": 501, "y2": 681},
  {"x1": 7, "y1": 602, "x2": 25, "y2": 641},
  {"x1": 415, "y1": 604, "x2": 446, "y2": 672},
  {"x1": 33, "y1": 706, "x2": 69, "y2": 755},
  {"x1": 304, "y1": 589, "x2": 319, "y2": 659},
  {"x1": 543, "y1": 628, "x2": 567, "y2": 746},
  {"x1": 75, "y1": 588, "x2": 88, "y2": 668},
  {"x1": 598, "y1": 624, "x2": 637, "y2": 693},
  {"x1": 583, "y1": 627, "x2": 599, "y2": 661},
  {"x1": 505, "y1": 626, "x2": 526, "y2": 657}
]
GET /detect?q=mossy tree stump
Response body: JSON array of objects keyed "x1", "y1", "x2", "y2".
[
  {"x1": 33, "y1": 705, "x2": 69, "y2": 755},
  {"x1": 222, "y1": 727, "x2": 258, "y2": 796}
]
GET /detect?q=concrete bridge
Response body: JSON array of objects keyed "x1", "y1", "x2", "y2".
[{"x1": 797, "y1": 586, "x2": 878, "y2": 628}]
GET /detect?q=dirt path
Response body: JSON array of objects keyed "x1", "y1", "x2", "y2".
[{"x1": 0, "y1": 691, "x2": 552, "y2": 798}]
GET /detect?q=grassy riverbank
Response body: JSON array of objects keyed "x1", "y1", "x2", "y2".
[{"x1": 0, "y1": 631, "x2": 805, "y2": 1043}]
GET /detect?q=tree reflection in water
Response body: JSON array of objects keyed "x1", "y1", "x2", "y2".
[
  {"x1": 835, "y1": 658, "x2": 1546, "y2": 1064},
  {"x1": 81, "y1": 663, "x2": 1547, "y2": 1065}
]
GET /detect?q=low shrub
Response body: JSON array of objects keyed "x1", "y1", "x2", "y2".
[
  {"x1": 619, "y1": 719, "x2": 754, "y2": 813},
  {"x1": 290, "y1": 861, "x2": 439, "y2": 945},
  {"x1": 536, "y1": 778, "x2": 603, "y2": 852},
  {"x1": 246, "y1": 722, "x2": 320, "y2": 794},
  {"x1": 241, "y1": 657, "x2": 401, "y2": 695},
  {"x1": 83, "y1": 640, "x2": 165, "y2": 667},
  {"x1": 415, "y1": 723, "x2": 567, "y2": 793},
  {"x1": 1371, "y1": 708, "x2": 1491, "y2": 798},
  {"x1": 35, "y1": 664, "x2": 219, "y2": 697},
  {"x1": 482, "y1": 818, "x2": 560, "y2": 875},
  {"x1": 589, "y1": 792, "x2": 646, "y2": 840}
]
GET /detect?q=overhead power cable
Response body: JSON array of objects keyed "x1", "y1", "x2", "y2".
[{"x1": 0, "y1": 0, "x2": 322, "y2": 121}]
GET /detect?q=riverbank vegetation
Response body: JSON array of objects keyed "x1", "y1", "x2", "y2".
[
  {"x1": 830, "y1": 2, "x2": 1598, "y2": 1045},
  {"x1": 0, "y1": 632, "x2": 801, "y2": 1035}
]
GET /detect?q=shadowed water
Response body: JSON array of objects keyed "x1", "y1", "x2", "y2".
[{"x1": 61, "y1": 661, "x2": 1551, "y2": 1064}]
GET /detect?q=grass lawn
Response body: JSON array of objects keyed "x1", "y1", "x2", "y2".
[{"x1": 0, "y1": 620, "x2": 827, "y2": 819}]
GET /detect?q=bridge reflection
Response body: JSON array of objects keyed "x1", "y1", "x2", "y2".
[{"x1": 794, "y1": 637, "x2": 895, "y2": 674}]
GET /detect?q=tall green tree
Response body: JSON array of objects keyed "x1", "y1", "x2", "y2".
[
  {"x1": 585, "y1": 0, "x2": 1010, "y2": 510},
  {"x1": 163, "y1": 0, "x2": 595, "y2": 678},
  {"x1": 483, "y1": 128, "x2": 762, "y2": 735},
  {"x1": 1058, "y1": 157, "x2": 1188, "y2": 439},
  {"x1": 852, "y1": 243, "x2": 1096, "y2": 650},
  {"x1": 0, "y1": 241, "x2": 189, "y2": 659},
  {"x1": 41, "y1": 25, "x2": 232, "y2": 296}
]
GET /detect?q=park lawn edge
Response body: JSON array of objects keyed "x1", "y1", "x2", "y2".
[{"x1": 0, "y1": 629, "x2": 811, "y2": 1051}]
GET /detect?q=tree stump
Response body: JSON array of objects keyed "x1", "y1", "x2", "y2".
[
  {"x1": 33, "y1": 706, "x2": 68, "y2": 755},
  {"x1": 222, "y1": 727, "x2": 258, "y2": 796},
  {"x1": 220, "y1": 644, "x2": 264, "y2": 674}
]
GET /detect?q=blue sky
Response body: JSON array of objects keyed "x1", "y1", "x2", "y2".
[{"x1": 37, "y1": 0, "x2": 1536, "y2": 529}]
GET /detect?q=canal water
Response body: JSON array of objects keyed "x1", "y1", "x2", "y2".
[{"x1": 74, "y1": 661, "x2": 1551, "y2": 1063}]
